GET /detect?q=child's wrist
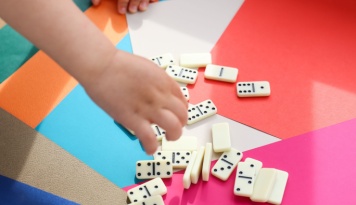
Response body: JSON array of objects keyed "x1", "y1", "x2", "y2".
[{"x1": 75, "y1": 49, "x2": 120, "y2": 89}]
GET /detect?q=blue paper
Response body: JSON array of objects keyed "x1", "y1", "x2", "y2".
[{"x1": 0, "y1": 175, "x2": 78, "y2": 205}]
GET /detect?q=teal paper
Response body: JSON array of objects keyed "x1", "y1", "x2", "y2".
[{"x1": 0, "y1": 0, "x2": 92, "y2": 83}]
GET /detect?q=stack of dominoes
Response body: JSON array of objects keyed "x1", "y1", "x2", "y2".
[{"x1": 125, "y1": 53, "x2": 286, "y2": 205}]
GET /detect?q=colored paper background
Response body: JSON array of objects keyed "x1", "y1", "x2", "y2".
[{"x1": 1, "y1": 0, "x2": 356, "y2": 204}]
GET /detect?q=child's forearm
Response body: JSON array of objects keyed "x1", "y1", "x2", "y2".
[{"x1": 0, "y1": 0, "x2": 117, "y2": 85}]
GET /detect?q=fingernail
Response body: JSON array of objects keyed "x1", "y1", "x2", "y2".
[
  {"x1": 139, "y1": 2, "x2": 148, "y2": 11},
  {"x1": 119, "y1": 7, "x2": 126, "y2": 14},
  {"x1": 129, "y1": 5, "x2": 138, "y2": 13}
]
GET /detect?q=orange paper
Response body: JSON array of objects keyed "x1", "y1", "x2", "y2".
[{"x1": 0, "y1": 0, "x2": 128, "y2": 128}]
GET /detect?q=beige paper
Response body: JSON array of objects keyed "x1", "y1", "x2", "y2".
[{"x1": 0, "y1": 108, "x2": 127, "y2": 205}]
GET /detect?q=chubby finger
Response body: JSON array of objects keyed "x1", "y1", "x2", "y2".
[
  {"x1": 169, "y1": 81, "x2": 188, "y2": 109},
  {"x1": 133, "y1": 120, "x2": 159, "y2": 155},
  {"x1": 164, "y1": 95, "x2": 188, "y2": 127},
  {"x1": 117, "y1": 0, "x2": 129, "y2": 14},
  {"x1": 167, "y1": 82, "x2": 189, "y2": 125},
  {"x1": 127, "y1": 0, "x2": 141, "y2": 13},
  {"x1": 138, "y1": 0, "x2": 149, "y2": 11},
  {"x1": 151, "y1": 109, "x2": 184, "y2": 142}
]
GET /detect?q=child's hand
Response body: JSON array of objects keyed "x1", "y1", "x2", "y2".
[
  {"x1": 83, "y1": 50, "x2": 188, "y2": 155},
  {"x1": 92, "y1": 0, "x2": 158, "y2": 14},
  {"x1": 0, "y1": 0, "x2": 174, "y2": 155}
]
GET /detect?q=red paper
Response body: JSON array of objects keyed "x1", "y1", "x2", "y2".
[{"x1": 188, "y1": 0, "x2": 356, "y2": 139}]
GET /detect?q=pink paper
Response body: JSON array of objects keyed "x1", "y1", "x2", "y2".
[{"x1": 124, "y1": 118, "x2": 356, "y2": 204}]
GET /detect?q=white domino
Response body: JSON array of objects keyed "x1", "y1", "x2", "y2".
[
  {"x1": 250, "y1": 168, "x2": 277, "y2": 203},
  {"x1": 161, "y1": 136, "x2": 198, "y2": 151},
  {"x1": 151, "y1": 124, "x2": 165, "y2": 141},
  {"x1": 127, "y1": 128, "x2": 135, "y2": 135},
  {"x1": 212, "y1": 122, "x2": 231, "y2": 152},
  {"x1": 154, "y1": 150, "x2": 192, "y2": 168},
  {"x1": 190, "y1": 146, "x2": 205, "y2": 184},
  {"x1": 211, "y1": 148, "x2": 243, "y2": 181},
  {"x1": 187, "y1": 99, "x2": 217, "y2": 125},
  {"x1": 268, "y1": 170, "x2": 289, "y2": 205},
  {"x1": 180, "y1": 87, "x2": 190, "y2": 101},
  {"x1": 136, "y1": 160, "x2": 173, "y2": 179},
  {"x1": 127, "y1": 178, "x2": 167, "y2": 203},
  {"x1": 202, "y1": 142, "x2": 213, "y2": 181},
  {"x1": 204, "y1": 64, "x2": 238, "y2": 83},
  {"x1": 236, "y1": 81, "x2": 271, "y2": 97},
  {"x1": 128, "y1": 195, "x2": 164, "y2": 205},
  {"x1": 183, "y1": 151, "x2": 197, "y2": 189},
  {"x1": 166, "y1": 65, "x2": 198, "y2": 84},
  {"x1": 150, "y1": 53, "x2": 175, "y2": 69},
  {"x1": 179, "y1": 52, "x2": 212, "y2": 68},
  {"x1": 234, "y1": 162, "x2": 256, "y2": 197},
  {"x1": 120, "y1": 124, "x2": 135, "y2": 135},
  {"x1": 244, "y1": 158, "x2": 263, "y2": 176}
]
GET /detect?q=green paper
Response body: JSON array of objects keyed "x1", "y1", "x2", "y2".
[{"x1": 0, "y1": 0, "x2": 92, "y2": 83}]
